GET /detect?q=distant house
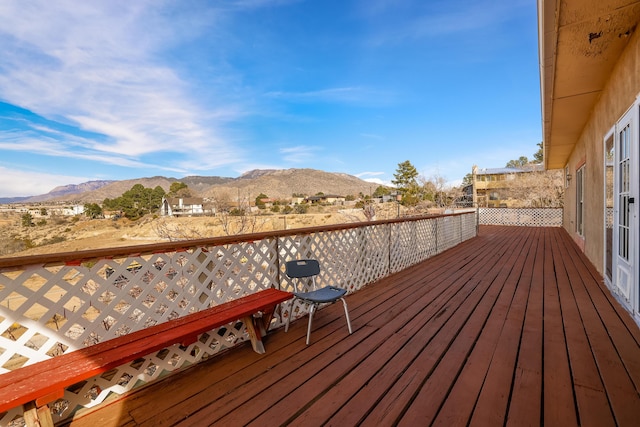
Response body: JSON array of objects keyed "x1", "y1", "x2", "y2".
[
  {"x1": 24, "y1": 204, "x2": 85, "y2": 217},
  {"x1": 61, "y1": 205, "x2": 85, "y2": 216},
  {"x1": 374, "y1": 192, "x2": 402, "y2": 204},
  {"x1": 161, "y1": 197, "x2": 205, "y2": 217},
  {"x1": 291, "y1": 196, "x2": 306, "y2": 205},
  {"x1": 467, "y1": 165, "x2": 546, "y2": 208},
  {"x1": 305, "y1": 194, "x2": 346, "y2": 205}
]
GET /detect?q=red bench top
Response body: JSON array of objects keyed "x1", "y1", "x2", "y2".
[{"x1": 0, "y1": 288, "x2": 292, "y2": 413}]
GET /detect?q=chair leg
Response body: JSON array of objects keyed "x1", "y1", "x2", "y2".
[
  {"x1": 285, "y1": 299, "x2": 295, "y2": 332},
  {"x1": 340, "y1": 297, "x2": 353, "y2": 334},
  {"x1": 306, "y1": 304, "x2": 317, "y2": 345}
]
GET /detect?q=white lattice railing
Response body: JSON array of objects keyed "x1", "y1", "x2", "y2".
[
  {"x1": 478, "y1": 207, "x2": 563, "y2": 227},
  {"x1": 0, "y1": 212, "x2": 476, "y2": 426}
]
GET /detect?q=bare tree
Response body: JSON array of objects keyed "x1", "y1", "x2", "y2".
[
  {"x1": 431, "y1": 175, "x2": 449, "y2": 207},
  {"x1": 153, "y1": 219, "x2": 204, "y2": 241},
  {"x1": 211, "y1": 190, "x2": 233, "y2": 213},
  {"x1": 506, "y1": 168, "x2": 564, "y2": 207},
  {"x1": 213, "y1": 189, "x2": 269, "y2": 235},
  {"x1": 417, "y1": 174, "x2": 462, "y2": 209},
  {"x1": 363, "y1": 201, "x2": 376, "y2": 221}
]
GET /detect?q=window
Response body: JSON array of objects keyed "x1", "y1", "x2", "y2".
[
  {"x1": 618, "y1": 123, "x2": 631, "y2": 262},
  {"x1": 604, "y1": 133, "x2": 614, "y2": 282},
  {"x1": 576, "y1": 165, "x2": 585, "y2": 236}
]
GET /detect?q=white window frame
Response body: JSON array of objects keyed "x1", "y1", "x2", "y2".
[
  {"x1": 576, "y1": 165, "x2": 585, "y2": 237},
  {"x1": 603, "y1": 128, "x2": 615, "y2": 287}
]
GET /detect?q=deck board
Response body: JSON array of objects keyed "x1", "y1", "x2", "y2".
[
  {"x1": 557, "y1": 233, "x2": 640, "y2": 426},
  {"x1": 63, "y1": 226, "x2": 640, "y2": 427},
  {"x1": 541, "y1": 228, "x2": 580, "y2": 426}
]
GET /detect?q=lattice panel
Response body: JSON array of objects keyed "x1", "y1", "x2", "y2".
[
  {"x1": 0, "y1": 213, "x2": 477, "y2": 426},
  {"x1": 387, "y1": 215, "x2": 477, "y2": 275},
  {"x1": 389, "y1": 221, "x2": 416, "y2": 273},
  {"x1": 0, "y1": 241, "x2": 280, "y2": 373},
  {"x1": 479, "y1": 208, "x2": 562, "y2": 227},
  {"x1": 461, "y1": 213, "x2": 478, "y2": 241},
  {"x1": 436, "y1": 215, "x2": 463, "y2": 253}
]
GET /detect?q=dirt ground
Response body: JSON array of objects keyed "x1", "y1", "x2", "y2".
[{"x1": 0, "y1": 204, "x2": 405, "y2": 258}]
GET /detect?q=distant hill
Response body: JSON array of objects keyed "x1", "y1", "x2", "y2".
[
  {"x1": 28, "y1": 180, "x2": 116, "y2": 202},
  {"x1": 0, "y1": 196, "x2": 31, "y2": 204},
  {"x1": 58, "y1": 176, "x2": 235, "y2": 203},
  {"x1": 205, "y1": 168, "x2": 376, "y2": 200},
  {"x1": 3, "y1": 169, "x2": 380, "y2": 204}
]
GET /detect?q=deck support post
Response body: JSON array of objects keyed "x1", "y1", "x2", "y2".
[{"x1": 23, "y1": 401, "x2": 54, "y2": 427}]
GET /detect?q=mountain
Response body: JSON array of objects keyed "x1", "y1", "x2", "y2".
[
  {"x1": 23, "y1": 180, "x2": 116, "y2": 203},
  {"x1": 237, "y1": 169, "x2": 279, "y2": 180},
  {"x1": 48, "y1": 176, "x2": 234, "y2": 203},
  {"x1": 181, "y1": 176, "x2": 235, "y2": 194},
  {"x1": 205, "y1": 168, "x2": 376, "y2": 200},
  {"x1": 0, "y1": 196, "x2": 31, "y2": 204},
  {"x1": 3, "y1": 169, "x2": 379, "y2": 204}
]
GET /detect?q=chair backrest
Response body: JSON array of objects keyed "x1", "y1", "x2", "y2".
[{"x1": 285, "y1": 259, "x2": 320, "y2": 279}]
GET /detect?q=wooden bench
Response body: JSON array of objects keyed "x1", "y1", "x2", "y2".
[{"x1": 0, "y1": 287, "x2": 292, "y2": 427}]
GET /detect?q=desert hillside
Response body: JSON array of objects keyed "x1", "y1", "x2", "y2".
[
  {"x1": 0, "y1": 203, "x2": 405, "y2": 258},
  {"x1": 205, "y1": 169, "x2": 376, "y2": 200}
]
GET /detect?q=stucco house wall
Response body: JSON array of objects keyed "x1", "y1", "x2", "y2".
[{"x1": 562, "y1": 26, "x2": 640, "y2": 274}]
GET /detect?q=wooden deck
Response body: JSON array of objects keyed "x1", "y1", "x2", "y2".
[{"x1": 63, "y1": 226, "x2": 640, "y2": 426}]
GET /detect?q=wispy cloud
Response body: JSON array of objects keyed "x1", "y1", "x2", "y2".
[
  {"x1": 362, "y1": 177, "x2": 388, "y2": 186},
  {"x1": 0, "y1": 135, "x2": 186, "y2": 173},
  {"x1": 359, "y1": 0, "x2": 529, "y2": 46},
  {"x1": 280, "y1": 145, "x2": 321, "y2": 163},
  {"x1": 0, "y1": 166, "x2": 92, "y2": 197},
  {"x1": 265, "y1": 87, "x2": 386, "y2": 105},
  {"x1": 356, "y1": 171, "x2": 385, "y2": 178},
  {"x1": 356, "y1": 171, "x2": 390, "y2": 186},
  {"x1": 227, "y1": 0, "x2": 302, "y2": 9},
  {"x1": 0, "y1": 0, "x2": 243, "y2": 171}
]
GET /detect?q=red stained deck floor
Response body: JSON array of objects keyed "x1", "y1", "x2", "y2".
[{"x1": 64, "y1": 226, "x2": 640, "y2": 426}]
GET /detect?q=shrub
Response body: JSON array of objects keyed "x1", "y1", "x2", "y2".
[
  {"x1": 41, "y1": 235, "x2": 66, "y2": 246},
  {"x1": 294, "y1": 204, "x2": 308, "y2": 214}
]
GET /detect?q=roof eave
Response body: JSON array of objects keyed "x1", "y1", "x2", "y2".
[{"x1": 538, "y1": 0, "x2": 640, "y2": 170}]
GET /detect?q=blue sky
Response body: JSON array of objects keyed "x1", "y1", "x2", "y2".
[{"x1": 0, "y1": 0, "x2": 541, "y2": 198}]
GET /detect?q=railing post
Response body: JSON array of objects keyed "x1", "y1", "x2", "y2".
[
  {"x1": 435, "y1": 217, "x2": 439, "y2": 254},
  {"x1": 387, "y1": 222, "x2": 392, "y2": 274},
  {"x1": 388, "y1": 223, "x2": 392, "y2": 276},
  {"x1": 275, "y1": 236, "x2": 281, "y2": 291}
]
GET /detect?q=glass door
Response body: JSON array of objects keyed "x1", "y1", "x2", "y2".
[{"x1": 613, "y1": 105, "x2": 638, "y2": 311}]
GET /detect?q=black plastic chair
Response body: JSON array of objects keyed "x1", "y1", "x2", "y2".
[{"x1": 284, "y1": 259, "x2": 352, "y2": 345}]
